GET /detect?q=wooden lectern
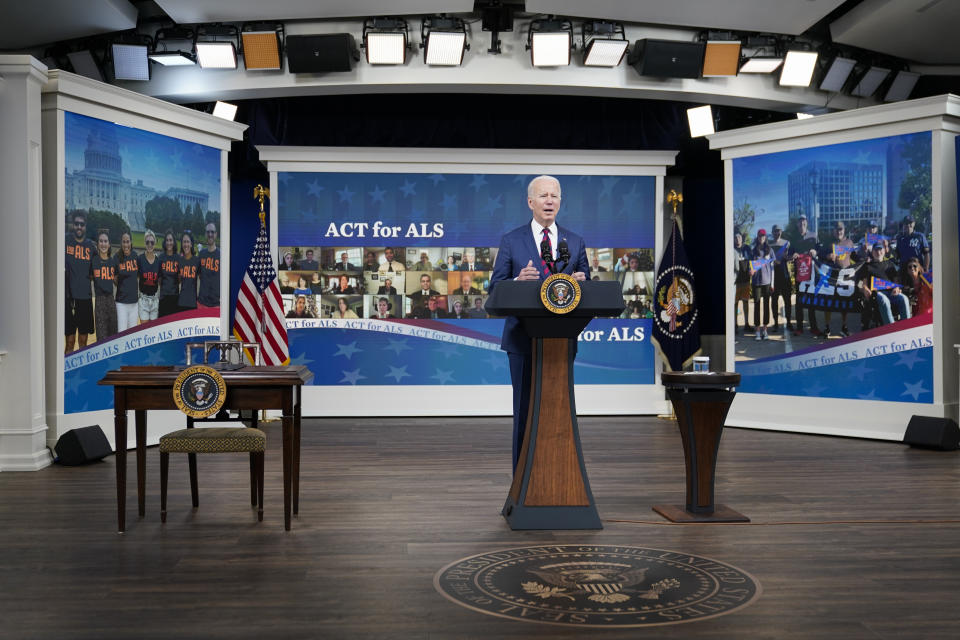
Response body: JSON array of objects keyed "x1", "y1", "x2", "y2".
[{"x1": 486, "y1": 280, "x2": 624, "y2": 530}]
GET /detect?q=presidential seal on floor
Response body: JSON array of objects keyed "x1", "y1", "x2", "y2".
[{"x1": 434, "y1": 544, "x2": 760, "y2": 628}]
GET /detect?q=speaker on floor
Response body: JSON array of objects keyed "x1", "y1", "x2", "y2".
[
  {"x1": 628, "y1": 39, "x2": 705, "y2": 79},
  {"x1": 286, "y1": 34, "x2": 357, "y2": 73},
  {"x1": 54, "y1": 426, "x2": 113, "y2": 465},
  {"x1": 903, "y1": 415, "x2": 960, "y2": 451}
]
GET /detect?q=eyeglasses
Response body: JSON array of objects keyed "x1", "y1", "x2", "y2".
[{"x1": 74, "y1": 222, "x2": 86, "y2": 226}]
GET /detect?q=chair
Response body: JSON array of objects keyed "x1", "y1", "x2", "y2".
[{"x1": 159, "y1": 415, "x2": 266, "y2": 523}]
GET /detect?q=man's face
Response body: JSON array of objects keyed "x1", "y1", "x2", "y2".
[
  {"x1": 427, "y1": 297, "x2": 438, "y2": 311},
  {"x1": 834, "y1": 225, "x2": 845, "y2": 240},
  {"x1": 629, "y1": 257, "x2": 639, "y2": 270},
  {"x1": 366, "y1": 251, "x2": 375, "y2": 263},
  {"x1": 592, "y1": 255, "x2": 600, "y2": 267},
  {"x1": 772, "y1": 229, "x2": 782, "y2": 240},
  {"x1": 461, "y1": 274, "x2": 472, "y2": 290},
  {"x1": 73, "y1": 216, "x2": 86, "y2": 239},
  {"x1": 205, "y1": 225, "x2": 217, "y2": 245},
  {"x1": 385, "y1": 248, "x2": 394, "y2": 261},
  {"x1": 474, "y1": 298, "x2": 483, "y2": 309},
  {"x1": 905, "y1": 221, "x2": 915, "y2": 233},
  {"x1": 420, "y1": 253, "x2": 429, "y2": 263},
  {"x1": 872, "y1": 246, "x2": 885, "y2": 261},
  {"x1": 797, "y1": 218, "x2": 807, "y2": 233},
  {"x1": 378, "y1": 299, "x2": 389, "y2": 314},
  {"x1": 528, "y1": 178, "x2": 561, "y2": 227},
  {"x1": 464, "y1": 252, "x2": 475, "y2": 264},
  {"x1": 340, "y1": 252, "x2": 347, "y2": 262},
  {"x1": 384, "y1": 279, "x2": 392, "y2": 288},
  {"x1": 420, "y1": 275, "x2": 431, "y2": 290}
]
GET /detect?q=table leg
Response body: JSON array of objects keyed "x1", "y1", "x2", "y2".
[
  {"x1": 113, "y1": 388, "x2": 127, "y2": 533},
  {"x1": 135, "y1": 409, "x2": 146, "y2": 518},
  {"x1": 293, "y1": 386, "x2": 301, "y2": 516},
  {"x1": 282, "y1": 390, "x2": 294, "y2": 531}
]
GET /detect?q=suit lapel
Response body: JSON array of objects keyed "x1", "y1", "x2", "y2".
[{"x1": 520, "y1": 225, "x2": 540, "y2": 274}]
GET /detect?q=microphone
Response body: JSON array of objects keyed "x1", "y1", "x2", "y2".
[
  {"x1": 557, "y1": 238, "x2": 570, "y2": 266},
  {"x1": 540, "y1": 236, "x2": 556, "y2": 274}
]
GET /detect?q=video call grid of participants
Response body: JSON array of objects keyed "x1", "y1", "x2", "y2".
[{"x1": 279, "y1": 246, "x2": 656, "y2": 320}]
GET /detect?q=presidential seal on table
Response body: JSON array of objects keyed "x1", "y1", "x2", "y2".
[{"x1": 172, "y1": 365, "x2": 226, "y2": 418}]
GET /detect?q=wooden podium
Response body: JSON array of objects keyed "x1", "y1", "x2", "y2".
[
  {"x1": 486, "y1": 281, "x2": 623, "y2": 530},
  {"x1": 654, "y1": 371, "x2": 749, "y2": 523}
]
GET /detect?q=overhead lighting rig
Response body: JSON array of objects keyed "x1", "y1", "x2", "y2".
[
  {"x1": 110, "y1": 31, "x2": 153, "y2": 81},
  {"x1": 527, "y1": 17, "x2": 574, "y2": 67},
  {"x1": 581, "y1": 21, "x2": 628, "y2": 67},
  {"x1": 479, "y1": 0, "x2": 514, "y2": 55},
  {"x1": 362, "y1": 17, "x2": 410, "y2": 65},
  {"x1": 421, "y1": 15, "x2": 469, "y2": 66}
]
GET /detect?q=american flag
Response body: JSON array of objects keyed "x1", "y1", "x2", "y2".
[{"x1": 232, "y1": 223, "x2": 289, "y2": 366}]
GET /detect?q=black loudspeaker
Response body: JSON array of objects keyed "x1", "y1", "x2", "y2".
[
  {"x1": 903, "y1": 416, "x2": 960, "y2": 451},
  {"x1": 629, "y1": 39, "x2": 705, "y2": 79},
  {"x1": 55, "y1": 426, "x2": 113, "y2": 465},
  {"x1": 286, "y1": 34, "x2": 356, "y2": 73}
]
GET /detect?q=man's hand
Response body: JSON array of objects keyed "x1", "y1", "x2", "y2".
[
  {"x1": 572, "y1": 271, "x2": 586, "y2": 281},
  {"x1": 516, "y1": 260, "x2": 541, "y2": 281}
]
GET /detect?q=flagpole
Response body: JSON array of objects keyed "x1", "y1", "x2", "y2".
[
  {"x1": 253, "y1": 184, "x2": 280, "y2": 423},
  {"x1": 657, "y1": 189, "x2": 683, "y2": 422}
]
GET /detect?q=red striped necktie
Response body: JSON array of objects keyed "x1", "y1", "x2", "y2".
[{"x1": 541, "y1": 229, "x2": 554, "y2": 276}]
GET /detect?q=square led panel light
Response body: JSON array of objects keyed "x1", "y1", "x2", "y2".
[
  {"x1": 67, "y1": 51, "x2": 104, "y2": 81},
  {"x1": 739, "y1": 56, "x2": 782, "y2": 73},
  {"x1": 366, "y1": 32, "x2": 406, "y2": 64},
  {"x1": 583, "y1": 39, "x2": 628, "y2": 67},
  {"x1": 687, "y1": 105, "x2": 715, "y2": 137},
  {"x1": 780, "y1": 50, "x2": 818, "y2": 87},
  {"x1": 112, "y1": 44, "x2": 149, "y2": 81},
  {"x1": 531, "y1": 32, "x2": 571, "y2": 67},
  {"x1": 425, "y1": 31, "x2": 466, "y2": 66},
  {"x1": 884, "y1": 71, "x2": 920, "y2": 102},
  {"x1": 213, "y1": 101, "x2": 238, "y2": 120},
  {"x1": 242, "y1": 31, "x2": 282, "y2": 70},
  {"x1": 819, "y1": 56, "x2": 856, "y2": 92},
  {"x1": 149, "y1": 51, "x2": 195, "y2": 66},
  {"x1": 702, "y1": 41, "x2": 741, "y2": 76},
  {"x1": 850, "y1": 66, "x2": 890, "y2": 97},
  {"x1": 196, "y1": 42, "x2": 238, "y2": 69}
]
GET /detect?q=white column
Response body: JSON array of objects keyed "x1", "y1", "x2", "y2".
[{"x1": 0, "y1": 56, "x2": 52, "y2": 471}]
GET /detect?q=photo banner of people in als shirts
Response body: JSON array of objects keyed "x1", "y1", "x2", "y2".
[
  {"x1": 277, "y1": 172, "x2": 658, "y2": 386},
  {"x1": 62, "y1": 112, "x2": 222, "y2": 413},
  {"x1": 732, "y1": 131, "x2": 933, "y2": 403}
]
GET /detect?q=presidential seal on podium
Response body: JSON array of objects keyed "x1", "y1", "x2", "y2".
[
  {"x1": 540, "y1": 272, "x2": 581, "y2": 314},
  {"x1": 172, "y1": 365, "x2": 227, "y2": 418}
]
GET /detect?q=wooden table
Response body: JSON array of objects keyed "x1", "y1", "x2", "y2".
[
  {"x1": 99, "y1": 365, "x2": 313, "y2": 532},
  {"x1": 653, "y1": 371, "x2": 749, "y2": 523}
]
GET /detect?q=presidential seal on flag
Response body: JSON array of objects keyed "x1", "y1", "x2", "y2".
[{"x1": 651, "y1": 219, "x2": 701, "y2": 372}]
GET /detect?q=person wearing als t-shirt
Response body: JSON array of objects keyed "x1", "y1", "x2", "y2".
[
  {"x1": 65, "y1": 211, "x2": 97, "y2": 353},
  {"x1": 91, "y1": 229, "x2": 118, "y2": 341},
  {"x1": 158, "y1": 231, "x2": 181, "y2": 318},
  {"x1": 114, "y1": 232, "x2": 139, "y2": 332},
  {"x1": 137, "y1": 230, "x2": 161, "y2": 322},
  {"x1": 198, "y1": 223, "x2": 221, "y2": 309},
  {"x1": 177, "y1": 231, "x2": 199, "y2": 312}
]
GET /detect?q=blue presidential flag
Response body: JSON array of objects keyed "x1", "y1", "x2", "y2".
[{"x1": 651, "y1": 220, "x2": 700, "y2": 372}]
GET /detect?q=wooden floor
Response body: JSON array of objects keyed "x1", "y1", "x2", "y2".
[{"x1": 2, "y1": 416, "x2": 959, "y2": 639}]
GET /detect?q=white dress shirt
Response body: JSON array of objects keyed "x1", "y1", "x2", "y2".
[{"x1": 530, "y1": 219, "x2": 557, "y2": 261}]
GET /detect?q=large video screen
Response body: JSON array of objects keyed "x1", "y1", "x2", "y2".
[
  {"x1": 62, "y1": 112, "x2": 222, "y2": 413},
  {"x1": 278, "y1": 172, "x2": 658, "y2": 386},
  {"x1": 732, "y1": 132, "x2": 933, "y2": 402}
]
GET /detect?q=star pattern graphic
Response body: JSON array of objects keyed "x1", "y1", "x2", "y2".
[
  {"x1": 386, "y1": 365, "x2": 411, "y2": 382},
  {"x1": 340, "y1": 368, "x2": 367, "y2": 385},
  {"x1": 337, "y1": 185, "x2": 355, "y2": 203},
  {"x1": 368, "y1": 185, "x2": 387, "y2": 204},
  {"x1": 306, "y1": 179, "x2": 325, "y2": 198},
  {"x1": 480, "y1": 194, "x2": 503, "y2": 215},
  {"x1": 896, "y1": 349, "x2": 924, "y2": 370},
  {"x1": 385, "y1": 338, "x2": 413, "y2": 355},
  {"x1": 857, "y1": 389, "x2": 879, "y2": 400},
  {"x1": 485, "y1": 352, "x2": 507, "y2": 370},
  {"x1": 399, "y1": 179, "x2": 416, "y2": 197},
  {"x1": 289, "y1": 351, "x2": 315, "y2": 367},
  {"x1": 428, "y1": 174, "x2": 445, "y2": 185},
  {"x1": 431, "y1": 369, "x2": 454, "y2": 384},
  {"x1": 804, "y1": 380, "x2": 827, "y2": 396},
  {"x1": 600, "y1": 176, "x2": 620, "y2": 198},
  {"x1": 439, "y1": 193, "x2": 457, "y2": 210},
  {"x1": 901, "y1": 380, "x2": 930, "y2": 401},
  {"x1": 848, "y1": 361, "x2": 875, "y2": 382},
  {"x1": 435, "y1": 342, "x2": 459, "y2": 358},
  {"x1": 333, "y1": 341, "x2": 362, "y2": 359},
  {"x1": 469, "y1": 175, "x2": 488, "y2": 191}
]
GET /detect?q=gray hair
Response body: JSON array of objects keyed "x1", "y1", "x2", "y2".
[{"x1": 527, "y1": 175, "x2": 562, "y2": 199}]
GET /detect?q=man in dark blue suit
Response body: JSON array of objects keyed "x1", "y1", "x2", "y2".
[{"x1": 489, "y1": 175, "x2": 590, "y2": 472}]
